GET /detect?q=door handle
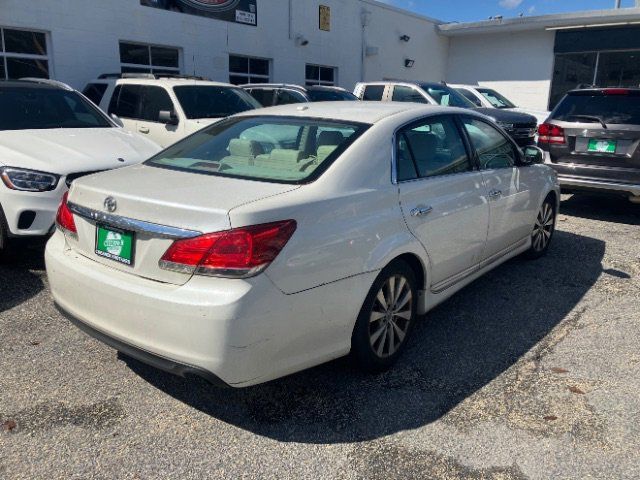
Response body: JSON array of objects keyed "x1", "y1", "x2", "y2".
[
  {"x1": 138, "y1": 127, "x2": 150, "y2": 134},
  {"x1": 488, "y1": 189, "x2": 502, "y2": 199},
  {"x1": 410, "y1": 206, "x2": 433, "y2": 217}
]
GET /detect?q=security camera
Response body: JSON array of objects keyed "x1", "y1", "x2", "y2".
[
  {"x1": 400, "y1": 34, "x2": 411, "y2": 42},
  {"x1": 295, "y1": 35, "x2": 309, "y2": 47}
]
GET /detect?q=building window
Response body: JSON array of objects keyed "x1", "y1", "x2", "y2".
[
  {"x1": 229, "y1": 55, "x2": 270, "y2": 85},
  {"x1": 0, "y1": 27, "x2": 49, "y2": 80},
  {"x1": 119, "y1": 42, "x2": 180, "y2": 75},
  {"x1": 305, "y1": 64, "x2": 336, "y2": 87}
]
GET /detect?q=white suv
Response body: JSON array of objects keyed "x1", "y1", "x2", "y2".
[
  {"x1": 0, "y1": 79, "x2": 160, "y2": 256},
  {"x1": 83, "y1": 74, "x2": 261, "y2": 148}
]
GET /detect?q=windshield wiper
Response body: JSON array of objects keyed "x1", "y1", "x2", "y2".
[{"x1": 569, "y1": 115, "x2": 608, "y2": 129}]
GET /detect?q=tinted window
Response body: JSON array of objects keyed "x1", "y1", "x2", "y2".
[
  {"x1": 422, "y1": 85, "x2": 475, "y2": 108},
  {"x1": 146, "y1": 117, "x2": 367, "y2": 184},
  {"x1": 173, "y1": 86, "x2": 260, "y2": 119},
  {"x1": 362, "y1": 85, "x2": 385, "y2": 101},
  {"x1": 275, "y1": 89, "x2": 307, "y2": 105},
  {"x1": 305, "y1": 64, "x2": 336, "y2": 86},
  {"x1": 3, "y1": 29, "x2": 46, "y2": 55},
  {"x1": 247, "y1": 88, "x2": 275, "y2": 106},
  {"x1": 0, "y1": 87, "x2": 111, "y2": 130},
  {"x1": 392, "y1": 86, "x2": 428, "y2": 103},
  {"x1": 456, "y1": 88, "x2": 482, "y2": 107},
  {"x1": 140, "y1": 86, "x2": 174, "y2": 122},
  {"x1": 477, "y1": 88, "x2": 516, "y2": 109},
  {"x1": 463, "y1": 117, "x2": 517, "y2": 169},
  {"x1": 5, "y1": 58, "x2": 49, "y2": 79},
  {"x1": 397, "y1": 116, "x2": 471, "y2": 180},
  {"x1": 552, "y1": 91, "x2": 640, "y2": 125},
  {"x1": 82, "y1": 83, "x2": 108, "y2": 105},
  {"x1": 108, "y1": 85, "x2": 143, "y2": 119},
  {"x1": 307, "y1": 90, "x2": 357, "y2": 102},
  {"x1": 229, "y1": 55, "x2": 270, "y2": 84}
]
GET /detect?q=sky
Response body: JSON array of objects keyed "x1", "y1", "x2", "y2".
[{"x1": 377, "y1": 0, "x2": 638, "y2": 23}]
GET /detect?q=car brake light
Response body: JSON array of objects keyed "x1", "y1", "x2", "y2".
[
  {"x1": 159, "y1": 220, "x2": 297, "y2": 278},
  {"x1": 603, "y1": 88, "x2": 629, "y2": 95},
  {"x1": 55, "y1": 191, "x2": 77, "y2": 235},
  {"x1": 538, "y1": 123, "x2": 565, "y2": 144}
]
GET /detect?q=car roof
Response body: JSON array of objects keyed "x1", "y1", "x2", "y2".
[
  {"x1": 240, "y1": 83, "x2": 307, "y2": 91},
  {"x1": 567, "y1": 87, "x2": 640, "y2": 95},
  {"x1": 232, "y1": 101, "x2": 475, "y2": 124},
  {"x1": 89, "y1": 77, "x2": 236, "y2": 88},
  {"x1": 0, "y1": 79, "x2": 64, "y2": 90}
]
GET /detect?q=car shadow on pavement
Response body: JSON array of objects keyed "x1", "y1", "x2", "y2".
[
  {"x1": 125, "y1": 230, "x2": 605, "y2": 444},
  {"x1": 560, "y1": 194, "x2": 640, "y2": 226},
  {"x1": 0, "y1": 242, "x2": 45, "y2": 314}
]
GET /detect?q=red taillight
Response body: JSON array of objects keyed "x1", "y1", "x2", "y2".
[
  {"x1": 603, "y1": 88, "x2": 629, "y2": 96},
  {"x1": 159, "y1": 220, "x2": 297, "y2": 278},
  {"x1": 55, "y1": 191, "x2": 77, "y2": 235},
  {"x1": 538, "y1": 123, "x2": 565, "y2": 144}
]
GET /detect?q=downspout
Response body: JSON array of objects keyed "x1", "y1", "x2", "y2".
[
  {"x1": 289, "y1": 0, "x2": 293, "y2": 39},
  {"x1": 361, "y1": 10, "x2": 371, "y2": 81}
]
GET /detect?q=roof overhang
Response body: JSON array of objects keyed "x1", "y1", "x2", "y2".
[{"x1": 438, "y1": 8, "x2": 640, "y2": 36}]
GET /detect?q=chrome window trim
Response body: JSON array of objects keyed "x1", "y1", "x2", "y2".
[{"x1": 68, "y1": 202, "x2": 202, "y2": 239}]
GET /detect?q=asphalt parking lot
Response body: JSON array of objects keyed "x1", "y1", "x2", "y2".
[{"x1": 1, "y1": 194, "x2": 639, "y2": 480}]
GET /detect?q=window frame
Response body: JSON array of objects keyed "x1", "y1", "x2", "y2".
[
  {"x1": 119, "y1": 41, "x2": 181, "y2": 75},
  {"x1": 392, "y1": 114, "x2": 477, "y2": 184},
  {"x1": 228, "y1": 54, "x2": 271, "y2": 85},
  {"x1": 305, "y1": 63, "x2": 337, "y2": 87},
  {"x1": 458, "y1": 115, "x2": 521, "y2": 171},
  {"x1": 0, "y1": 27, "x2": 52, "y2": 80}
]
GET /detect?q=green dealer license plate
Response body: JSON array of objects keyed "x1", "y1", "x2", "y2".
[
  {"x1": 587, "y1": 138, "x2": 616, "y2": 153},
  {"x1": 95, "y1": 224, "x2": 134, "y2": 266}
]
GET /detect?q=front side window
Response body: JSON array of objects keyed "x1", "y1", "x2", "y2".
[
  {"x1": 139, "y1": 86, "x2": 174, "y2": 122},
  {"x1": 274, "y1": 89, "x2": 306, "y2": 106},
  {"x1": 307, "y1": 89, "x2": 357, "y2": 102},
  {"x1": 477, "y1": 88, "x2": 516, "y2": 109},
  {"x1": 108, "y1": 84, "x2": 143, "y2": 119},
  {"x1": 456, "y1": 88, "x2": 482, "y2": 107},
  {"x1": 146, "y1": 116, "x2": 368, "y2": 184},
  {"x1": 173, "y1": 85, "x2": 260, "y2": 119},
  {"x1": 0, "y1": 28, "x2": 49, "y2": 80},
  {"x1": 82, "y1": 83, "x2": 108, "y2": 105},
  {"x1": 462, "y1": 117, "x2": 517, "y2": 169},
  {"x1": 362, "y1": 85, "x2": 385, "y2": 101},
  {"x1": 246, "y1": 88, "x2": 275, "y2": 107},
  {"x1": 392, "y1": 86, "x2": 428, "y2": 103},
  {"x1": 119, "y1": 42, "x2": 180, "y2": 75},
  {"x1": 0, "y1": 87, "x2": 112, "y2": 130},
  {"x1": 305, "y1": 64, "x2": 336, "y2": 87},
  {"x1": 396, "y1": 116, "x2": 471, "y2": 181},
  {"x1": 422, "y1": 85, "x2": 475, "y2": 109},
  {"x1": 229, "y1": 55, "x2": 270, "y2": 85}
]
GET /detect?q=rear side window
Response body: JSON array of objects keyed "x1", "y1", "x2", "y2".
[
  {"x1": 146, "y1": 116, "x2": 368, "y2": 184},
  {"x1": 108, "y1": 84, "x2": 143, "y2": 119},
  {"x1": 139, "y1": 86, "x2": 174, "y2": 122},
  {"x1": 392, "y1": 86, "x2": 428, "y2": 103},
  {"x1": 362, "y1": 85, "x2": 385, "y2": 101},
  {"x1": 247, "y1": 88, "x2": 275, "y2": 106},
  {"x1": 82, "y1": 83, "x2": 108, "y2": 106},
  {"x1": 396, "y1": 116, "x2": 471, "y2": 181},
  {"x1": 462, "y1": 117, "x2": 517, "y2": 169},
  {"x1": 552, "y1": 91, "x2": 640, "y2": 125}
]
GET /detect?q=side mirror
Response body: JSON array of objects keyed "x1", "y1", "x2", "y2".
[
  {"x1": 110, "y1": 114, "x2": 124, "y2": 128},
  {"x1": 159, "y1": 110, "x2": 179, "y2": 125},
  {"x1": 521, "y1": 145, "x2": 544, "y2": 165}
]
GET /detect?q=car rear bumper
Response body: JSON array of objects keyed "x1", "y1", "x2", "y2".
[
  {"x1": 45, "y1": 230, "x2": 369, "y2": 386},
  {"x1": 557, "y1": 174, "x2": 640, "y2": 196}
]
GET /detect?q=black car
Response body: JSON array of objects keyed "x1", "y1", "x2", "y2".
[
  {"x1": 538, "y1": 88, "x2": 640, "y2": 203},
  {"x1": 241, "y1": 83, "x2": 358, "y2": 107}
]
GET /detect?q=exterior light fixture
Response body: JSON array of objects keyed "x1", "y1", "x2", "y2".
[
  {"x1": 400, "y1": 34, "x2": 411, "y2": 42},
  {"x1": 404, "y1": 58, "x2": 415, "y2": 68}
]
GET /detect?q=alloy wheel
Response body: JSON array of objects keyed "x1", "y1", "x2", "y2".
[
  {"x1": 369, "y1": 275, "x2": 413, "y2": 358},
  {"x1": 532, "y1": 202, "x2": 554, "y2": 252}
]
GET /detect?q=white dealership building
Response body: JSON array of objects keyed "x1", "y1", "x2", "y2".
[{"x1": 1, "y1": 0, "x2": 640, "y2": 110}]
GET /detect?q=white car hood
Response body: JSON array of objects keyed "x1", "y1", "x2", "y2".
[{"x1": 0, "y1": 127, "x2": 161, "y2": 175}]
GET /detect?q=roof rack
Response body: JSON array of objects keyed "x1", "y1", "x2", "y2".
[
  {"x1": 97, "y1": 73, "x2": 210, "y2": 81},
  {"x1": 18, "y1": 77, "x2": 74, "y2": 90}
]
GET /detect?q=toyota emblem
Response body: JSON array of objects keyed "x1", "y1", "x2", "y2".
[{"x1": 104, "y1": 197, "x2": 117, "y2": 213}]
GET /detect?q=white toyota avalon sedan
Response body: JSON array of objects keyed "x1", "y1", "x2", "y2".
[
  {"x1": 46, "y1": 102, "x2": 560, "y2": 387},
  {"x1": 0, "y1": 79, "x2": 160, "y2": 256}
]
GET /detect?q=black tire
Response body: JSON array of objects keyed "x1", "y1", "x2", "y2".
[
  {"x1": 524, "y1": 195, "x2": 556, "y2": 260},
  {"x1": 351, "y1": 260, "x2": 418, "y2": 372},
  {"x1": 0, "y1": 208, "x2": 10, "y2": 262}
]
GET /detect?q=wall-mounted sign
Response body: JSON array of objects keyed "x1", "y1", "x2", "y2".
[
  {"x1": 140, "y1": 0, "x2": 257, "y2": 26},
  {"x1": 319, "y1": 5, "x2": 331, "y2": 32}
]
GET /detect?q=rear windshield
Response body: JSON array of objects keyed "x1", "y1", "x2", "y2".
[
  {"x1": 0, "y1": 87, "x2": 112, "y2": 130},
  {"x1": 307, "y1": 89, "x2": 358, "y2": 102},
  {"x1": 173, "y1": 86, "x2": 261, "y2": 119},
  {"x1": 477, "y1": 88, "x2": 516, "y2": 109},
  {"x1": 146, "y1": 116, "x2": 368, "y2": 184},
  {"x1": 552, "y1": 91, "x2": 640, "y2": 125}
]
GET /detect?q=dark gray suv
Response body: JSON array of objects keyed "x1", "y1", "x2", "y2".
[{"x1": 538, "y1": 88, "x2": 640, "y2": 203}]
